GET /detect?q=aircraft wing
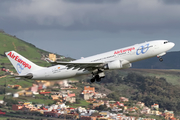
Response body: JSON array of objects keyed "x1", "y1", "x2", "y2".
[{"x1": 53, "y1": 61, "x2": 105, "y2": 71}]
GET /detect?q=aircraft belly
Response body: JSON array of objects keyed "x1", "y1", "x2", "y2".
[
  {"x1": 32, "y1": 69, "x2": 77, "y2": 80},
  {"x1": 47, "y1": 70, "x2": 77, "y2": 80}
]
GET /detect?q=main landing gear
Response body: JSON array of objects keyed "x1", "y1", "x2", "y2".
[{"x1": 90, "y1": 69, "x2": 105, "y2": 83}]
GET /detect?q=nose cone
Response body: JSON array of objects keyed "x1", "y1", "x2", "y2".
[{"x1": 169, "y1": 42, "x2": 175, "y2": 49}]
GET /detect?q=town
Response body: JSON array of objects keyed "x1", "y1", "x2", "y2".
[{"x1": 0, "y1": 53, "x2": 178, "y2": 120}]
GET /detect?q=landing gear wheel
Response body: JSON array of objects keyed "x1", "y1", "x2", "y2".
[
  {"x1": 95, "y1": 75, "x2": 101, "y2": 82},
  {"x1": 159, "y1": 58, "x2": 163, "y2": 62},
  {"x1": 90, "y1": 78, "x2": 95, "y2": 83},
  {"x1": 96, "y1": 78, "x2": 101, "y2": 82}
]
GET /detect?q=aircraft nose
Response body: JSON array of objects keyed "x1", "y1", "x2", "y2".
[{"x1": 169, "y1": 42, "x2": 175, "y2": 48}]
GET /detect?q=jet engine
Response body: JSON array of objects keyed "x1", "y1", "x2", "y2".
[
  {"x1": 104, "y1": 60, "x2": 122, "y2": 69},
  {"x1": 122, "y1": 63, "x2": 132, "y2": 69},
  {"x1": 104, "y1": 60, "x2": 132, "y2": 70}
]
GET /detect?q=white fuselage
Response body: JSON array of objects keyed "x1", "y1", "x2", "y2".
[{"x1": 31, "y1": 40, "x2": 175, "y2": 80}]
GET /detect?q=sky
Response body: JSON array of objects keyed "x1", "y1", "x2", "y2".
[{"x1": 0, "y1": 0, "x2": 180, "y2": 59}]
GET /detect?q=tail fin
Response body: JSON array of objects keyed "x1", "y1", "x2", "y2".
[{"x1": 5, "y1": 51, "x2": 43, "y2": 75}]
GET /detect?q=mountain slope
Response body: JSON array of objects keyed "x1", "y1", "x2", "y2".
[
  {"x1": 133, "y1": 51, "x2": 180, "y2": 69},
  {"x1": 0, "y1": 31, "x2": 72, "y2": 69},
  {"x1": 95, "y1": 70, "x2": 180, "y2": 114},
  {"x1": 0, "y1": 32, "x2": 48, "y2": 59}
]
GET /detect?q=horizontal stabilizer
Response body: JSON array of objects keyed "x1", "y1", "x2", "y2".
[{"x1": 10, "y1": 73, "x2": 33, "y2": 79}]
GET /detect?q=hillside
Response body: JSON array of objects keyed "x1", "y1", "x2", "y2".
[
  {"x1": 0, "y1": 31, "x2": 73, "y2": 69},
  {"x1": 0, "y1": 31, "x2": 48, "y2": 59},
  {"x1": 89, "y1": 69, "x2": 180, "y2": 114},
  {"x1": 1, "y1": 31, "x2": 180, "y2": 114},
  {"x1": 133, "y1": 51, "x2": 180, "y2": 69},
  {"x1": 0, "y1": 31, "x2": 74, "y2": 101},
  {"x1": 122, "y1": 68, "x2": 180, "y2": 85}
]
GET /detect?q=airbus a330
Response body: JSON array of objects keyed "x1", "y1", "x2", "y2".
[{"x1": 6, "y1": 40, "x2": 175, "y2": 82}]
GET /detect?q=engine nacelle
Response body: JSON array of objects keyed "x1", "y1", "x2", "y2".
[
  {"x1": 122, "y1": 63, "x2": 132, "y2": 69},
  {"x1": 104, "y1": 60, "x2": 132, "y2": 70},
  {"x1": 104, "y1": 60, "x2": 122, "y2": 70}
]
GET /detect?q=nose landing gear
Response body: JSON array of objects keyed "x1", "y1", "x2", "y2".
[
  {"x1": 159, "y1": 57, "x2": 163, "y2": 62},
  {"x1": 157, "y1": 56, "x2": 163, "y2": 62}
]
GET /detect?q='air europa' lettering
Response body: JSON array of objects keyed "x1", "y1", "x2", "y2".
[
  {"x1": 114, "y1": 47, "x2": 135, "y2": 54},
  {"x1": 7, "y1": 52, "x2": 31, "y2": 69}
]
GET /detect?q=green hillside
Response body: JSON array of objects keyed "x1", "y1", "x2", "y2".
[
  {"x1": 86, "y1": 69, "x2": 180, "y2": 114},
  {"x1": 121, "y1": 68, "x2": 180, "y2": 86},
  {"x1": 0, "y1": 32, "x2": 48, "y2": 68},
  {"x1": 0, "y1": 32, "x2": 46, "y2": 59},
  {"x1": 0, "y1": 31, "x2": 72, "y2": 69}
]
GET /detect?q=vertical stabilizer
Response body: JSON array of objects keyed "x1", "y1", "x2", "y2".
[{"x1": 5, "y1": 51, "x2": 43, "y2": 75}]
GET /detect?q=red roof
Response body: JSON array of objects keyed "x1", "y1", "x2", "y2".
[
  {"x1": 68, "y1": 93, "x2": 75, "y2": 97},
  {"x1": 0, "y1": 110, "x2": 6, "y2": 115}
]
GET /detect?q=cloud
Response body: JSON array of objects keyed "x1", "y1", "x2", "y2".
[
  {"x1": 160, "y1": 0, "x2": 180, "y2": 4},
  {"x1": 1, "y1": 0, "x2": 180, "y2": 33},
  {"x1": 64, "y1": 0, "x2": 120, "y2": 4}
]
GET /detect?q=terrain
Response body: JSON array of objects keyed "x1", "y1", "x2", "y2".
[{"x1": 0, "y1": 31, "x2": 180, "y2": 114}]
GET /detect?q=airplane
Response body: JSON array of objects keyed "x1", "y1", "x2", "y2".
[{"x1": 5, "y1": 40, "x2": 175, "y2": 83}]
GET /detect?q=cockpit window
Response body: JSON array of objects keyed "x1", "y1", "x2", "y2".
[{"x1": 164, "y1": 41, "x2": 168, "y2": 44}]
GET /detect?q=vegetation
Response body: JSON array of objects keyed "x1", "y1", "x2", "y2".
[
  {"x1": 133, "y1": 51, "x2": 180, "y2": 69},
  {"x1": 1, "y1": 31, "x2": 180, "y2": 118},
  {"x1": 96, "y1": 71, "x2": 180, "y2": 114}
]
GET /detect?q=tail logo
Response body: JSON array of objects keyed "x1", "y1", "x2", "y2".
[
  {"x1": 7, "y1": 52, "x2": 31, "y2": 69},
  {"x1": 16, "y1": 62, "x2": 24, "y2": 73}
]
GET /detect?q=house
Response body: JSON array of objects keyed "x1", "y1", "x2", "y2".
[
  {"x1": 164, "y1": 110, "x2": 174, "y2": 120},
  {"x1": 127, "y1": 107, "x2": 137, "y2": 113},
  {"x1": 136, "y1": 102, "x2": 145, "y2": 108},
  {"x1": 141, "y1": 106, "x2": 151, "y2": 114},
  {"x1": 0, "y1": 110, "x2": 6, "y2": 115},
  {"x1": 49, "y1": 53, "x2": 56, "y2": 62},
  {"x1": 77, "y1": 107, "x2": 87, "y2": 113},
  {"x1": 24, "y1": 92, "x2": 33, "y2": 96},
  {"x1": 82, "y1": 93, "x2": 94, "y2": 100},
  {"x1": 13, "y1": 85, "x2": 22, "y2": 89},
  {"x1": 151, "y1": 103, "x2": 159, "y2": 110},
  {"x1": 68, "y1": 93, "x2": 75, "y2": 97},
  {"x1": 111, "y1": 107, "x2": 123, "y2": 112},
  {"x1": 65, "y1": 96, "x2": 76, "y2": 103},
  {"x1": 115, "y1": 101, "x2": 124, "y2": 107},
  {"x1": 0, "y1": 100, "x2": 4, "y2": 104},
  {"x1": 84, "y1": 86, "x2": 95, "y2": 93},
  {"x1": 123, "y1": 106, "x2": 128, "y2": 110},
  {"x1": 12, "y1": 105, "x2": 23, "y2": 111},
  {"x1": 30, "y1": 84, "x2": 38, "y2": 92},
  {"x1": 18, "y1": 91, "x2": 25, "y2": 96},
  {"x1": 93, "y1": 101, "x2": 104, "y2": 108},
  {"x1": 99, "y1": 111, "x2": 110, "y2": 117},
  {"x1": 151, "y1": 110, "x2": 161, "y2": 115},
  {"x1": 51, "y1": 95, "x2": 59, "y2": 100},
  {"x1": 23, "y1": 102, "x2": 32, "y2": 105},
  {"x1": 120, "y1": 97, "x2": 129, "y2": 102},
  {"x1": 34, "y1": 104, "x2": 44, "y2": 108}
]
